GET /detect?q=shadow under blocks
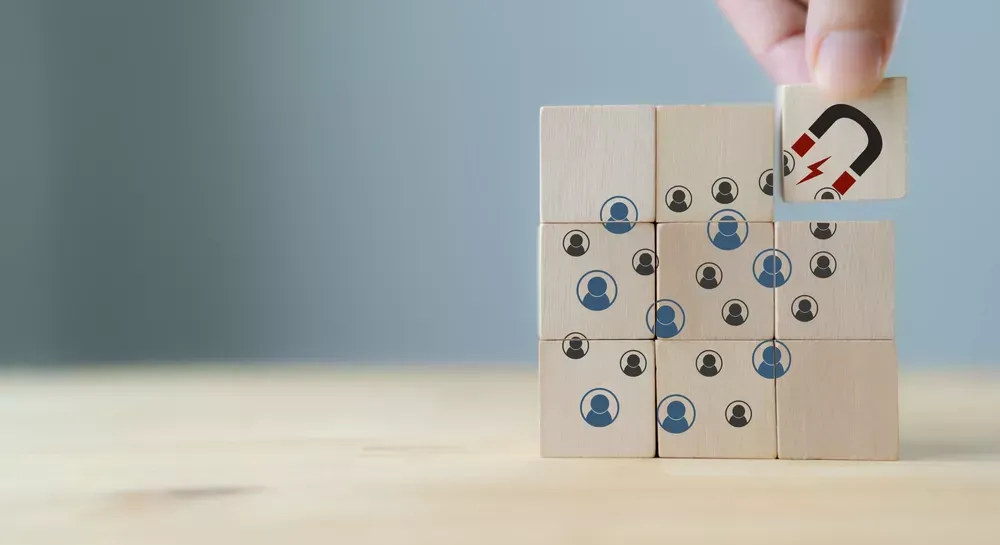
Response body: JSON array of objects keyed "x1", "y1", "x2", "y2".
[{"x1": 538, "y1": 78, "x2": 906, "y2": 460}]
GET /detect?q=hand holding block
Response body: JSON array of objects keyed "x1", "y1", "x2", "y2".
[
  {"x1": 539, "y1": 223, "x2": 654, "y2": 340},
  {"x1": 540, "y1": 106, "x2": 655, "y2": 223},
  {"x1": 776, "y1": 340, "x2": 899, "y2": 460},
  {"x1": 780, "y1": 77, "x2": 906, "y2": 202},
  {"x1": 657, "y1": 105, "x2": 774, "y2": 222},
  {"x1": 774, "y1": 221, "x2": 894, "y2": 340},
  {"x1": 539, "y1": 340, "x2": 656, "y2": 457},
  {"x1": 656, "y1": 340, "x2": 776, "y2": 459}
]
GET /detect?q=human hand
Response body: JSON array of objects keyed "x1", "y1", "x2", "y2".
[{"x1": 717, "y1": 0, "x2": 905, "y2": 99}]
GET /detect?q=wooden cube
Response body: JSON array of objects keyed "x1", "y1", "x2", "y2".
[
  {"x1": 540, "y1": 106, "x2": 655, "y2": 223},
  {"x1": 774, "y1": 221, "x2": 893, "y2": 340},
  {"x1": 656, "y1": 105, "x2": 774, "y2": 222},
  {"x1": 654, "y1": 220, "x2": 774, "y2": 340},
  {"x1": 780, "y1": 77, "x2": 907, "y2": 202},
  {"x1": 538, "y1": 223, "x2": 654, "y2": 340},
  {"x1": 539, "y1": 339, "x2": 656, "y2": 457},
  {"x1": 655, "y1": 340, "x2": 776, "y2": 458},
  {"x1": 776, "y1": 340, "x2": 899, "y2": 460}
]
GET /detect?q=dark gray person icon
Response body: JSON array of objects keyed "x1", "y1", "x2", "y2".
[
  {"x1": 815, "y1": 188, "x2": 841, "y2": 201},
  {"x1": 667, "y1": 187, "x2": 691, "y2": 213},
  {"x1": 696, "y1": 263, "x2": 721, "y2": 289},
  {"x1": 813, "y1": 254, "x2": 835, "y2": 278},
  {"x1": 793, "y1": 297, "x2": 816, "y2": 322},
  {"x1": 783, "y1": 150, "x2": 795, "y2": 176},
  {"x1": 727, "y1": 402, "x2": 751, "y2": 428},
  {"x1": 621, "y1": 353, "x2": 646, "y2": 377},
  {"x1": 712, "y1": 178, "x2": 738, "y2": 204},
  {"x1": 565, "y1": 234, "x2": 587, "y2": 257},
  {"x1": 811, "y1": 222, "x2": 835, "y2": 240},
  {"x1": 759, "y1": 169, "x2": 774, "y2": 196},
  {"x1": 723, "y1": 301, "x2": 747, "y2": 326},
  {"x1": 634, "y1": 252, "x2": 656, "y2": 276},
  {"x1": 697, "y1": 352, "x2": 721, "y2": 377},
  {"x1": 562, "y1": 333, "x2": 589, "y2": 359}
]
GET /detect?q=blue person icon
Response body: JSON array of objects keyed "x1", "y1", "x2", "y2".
[
  {"x1": 646, "y1": 299, "x2": 686, "y2": 339},
  {"x1": 707, "y1": 209, "x2": 749, "y2": 250},
  {"x1": 657, "y1": 394, "x2": 696, "y2": 434},
  {"x1": 600, "y1": 196, "x2": 638, "y2": 234},
  {"x1": 753, "y1": 340, "x2": 791, "y2": 379},
  {"x1": 577, "y1": 270, "x2": 617, "y2": 311},
  {"x1": 580, "y1": 387, "x2": 619, "y2": 428},
  {"x1": 753, "y1": 249, "x2": 791, "y2": 288}
]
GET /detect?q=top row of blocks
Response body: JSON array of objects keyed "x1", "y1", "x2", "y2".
[{"x1": 539, "y1": 78, "x2": 907, "y2": 223}]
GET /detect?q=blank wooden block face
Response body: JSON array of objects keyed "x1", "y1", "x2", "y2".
[
  {"x1": 539, "y1": 340, "x2": 656, "y2": 457},
  {"x1": 655, "y1": 221, "x2": 774, "y2": 340},
  {"x1": 655, "y1": 340, "x2": 775, "y2": 458},
  {"x1": 656, "y1": 105, "x2": 774, "y2": 222},
  {"x1": 776, "y1": 340, "x2": 899, "y2": 460},
  {"x1": 540, "y1": 106, "x2": 655, "y2": 223},
  {"x1": 774, "y1": 221, "x2": 893, "y2": 340},
  {"x1": 539, "y1": 223, "x2": 654, "y2": 340},
  {"x1": 780, "y1": 77, "x2": 907, "y2": 202}
]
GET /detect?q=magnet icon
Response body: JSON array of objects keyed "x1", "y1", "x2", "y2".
[{"x1": 789, "y1": 104, "x2": 883, "y2": 196}]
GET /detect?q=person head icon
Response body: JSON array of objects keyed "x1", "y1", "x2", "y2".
[
  {"x1": 698, "y1": 264, "x2": 720, "y2": 289},
  {"x1": 754, "y1": 340, "x2": 789, "y2": 379},
  {"x1": 580, "y1": 388, "x2": 619, "y2": 428},
  {"x1": 600, "y1": 196, "x2": 638, "y2": 234},
  {"x1": 620, "y1": 350, "x2": 647, "y2": 377},
  {"x1": 665, "y1": 186, "x2": 692, "y2": 213},
  {"x1": 722, "y1": 300, "x2": 747, "y2": 326},
  {"x1": 657, "y1": 394, "x2": 695, "y2": 434},
  {"x1": 562, "y1": 333, "x2": 589, "y2": 360},
  {"x1": 792, "y1": 295, "x2": 817, "y2": 322},
  {"x1": 782, "y1": 150, "x2": 795, "y2": 176},
  {"x1": 609, "y1": 202, "x2": 628, "y2": 221},
  {"x1": 647, "y1": 299, "x2": 685, "y2": 339},
  {"x1": 758, "y1": 169, "x2": 774, "y2": 196},
  {"x1": 696, "y1": 350, "x2": 722, "y2": 377},
  {"x1": 707, "y1": 210, "x2": 748, "y2": 250},
  {"x1": 815, "y1": 188, "x2": 841, "y2": 201},
  {"x1": 754, "y1": 249, "x2": 791, "y2": 288},
  {"x1": 811, "y1": 252, "x2": 836, "y2": 278},
  {"x1": 632, "y1": 249, "x2": 657, "y2": 276},
  {"x1": 811, "y1": 222, "x2": 836, "y2": 240},
  {"x1": 712, "y1": 178, "x2": 737, "y2": 204},
  {"x1": 726, "y1": 401, "x2": 752, "y2": 428},
  {"x1": 577, "y1": 270, "x2": 616, "y2": 311}
]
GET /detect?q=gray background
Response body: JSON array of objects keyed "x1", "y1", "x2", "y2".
[{"x1": 0, "y1": 1, "x2": 994, "y2": 365}]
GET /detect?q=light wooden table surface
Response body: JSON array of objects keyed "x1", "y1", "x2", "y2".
[{"x1": 2, "y1": 363, "x2": 999, "y2": 544}]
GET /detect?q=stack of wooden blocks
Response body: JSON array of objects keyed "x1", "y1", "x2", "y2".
[{"x1": 538, "y1": 77, "x2": 906, "y2": 460}]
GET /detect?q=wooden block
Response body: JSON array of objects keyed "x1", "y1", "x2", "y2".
[
  {"x1": 539, "y1": 223, "x2": 654, "y2": 340},
  {"x1": 776, "y1": 340, "x2": 899, "y2": 460},
  {"x1": 774, "y1": 221, "x2": 893, "y2": 340},
  {"x1": 539, "y1": 339, "x2": 656, "y2": 457},
  {"x1": 656, "y1": 105, "x2": 774, "y2": 222},
  {"x1": 780, "y1": 77, "x2": 907, "y2": 202},
  {"x1": 654, "y1": 220, "x2": 774, "y2": 340},
  {"x1": 540, "y1": 105, "x2": 655, "y2": 223},
  {"x1": 655, "y1": 340, "x2": 776, "y2": 458}
]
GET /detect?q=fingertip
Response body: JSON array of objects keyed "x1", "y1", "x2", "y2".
[
  {"x1": 811, "y1": 30, "x2": 886, "y2": 100},
  {"x1": 761, "y1": 35, "x2": 812, "y2": 86}
]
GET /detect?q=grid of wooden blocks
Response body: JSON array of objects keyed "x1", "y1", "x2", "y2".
[{"x1": 538, "y1": 77, "x2": 906, "y2": 460}]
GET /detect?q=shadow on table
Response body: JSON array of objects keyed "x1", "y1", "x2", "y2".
[{"x1": 901, "y1": 438, "x2": 1000, "y2": 461}]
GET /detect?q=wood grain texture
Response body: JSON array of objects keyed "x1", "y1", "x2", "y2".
[
  {"x1": 655, "y1": 222, "x2": 774, "y2": 340},
  {"x1": 539, "y1": 340, "x2": 656, "y2": 457},
  {"x1": 538, "y1": 223, "x2": 654, "y2": 340},
  {"x1": 656, "y1": 105, "x2": 774, "y2": 222},
  {"x1": 777, "y1": 341, "x2": 899, "y2": 460},
  {"x1": 780, "y1": 77, "x2": 907, "y2": 202},
  {"x1": 2, "y1": 364, "x2": 1000, "y2": 544},
  {"x1": 540, "y1": 105, "x2": 655, "y2": 223},
  {"x1": 656, "y1": 341, "x2": 776, "y2": 458},
  {"x1": 775, "y1": 221, "x2": 894, "y2": 340}
]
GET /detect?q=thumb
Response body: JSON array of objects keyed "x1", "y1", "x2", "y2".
[{"x1": 806, "y1": 0, "x2": 905, "y2": 99}]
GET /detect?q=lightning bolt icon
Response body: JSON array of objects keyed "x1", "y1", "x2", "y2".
[{"x1": 797, "y1": 156, "x2": 831, "y2": 185}]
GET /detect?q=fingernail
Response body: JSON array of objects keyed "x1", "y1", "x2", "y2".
[{"x1": 813, "y1": 30, "x2": 884, "y2": 99}]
